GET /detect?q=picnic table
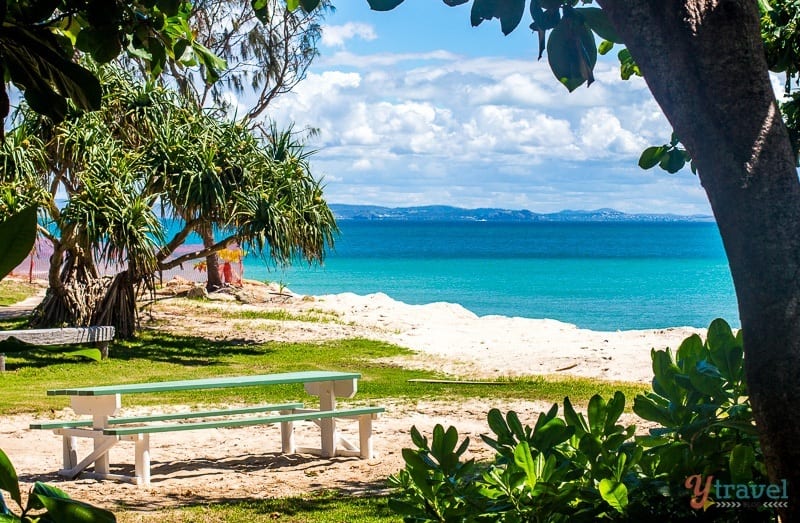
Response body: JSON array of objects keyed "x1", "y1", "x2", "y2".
[{"x1": 30, "y1": 370, "x2": 384, "y2": 486}]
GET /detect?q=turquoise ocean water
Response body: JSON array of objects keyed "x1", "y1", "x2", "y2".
[{"x1": 237, "y1": 221, "x2": 739, "y2": 332}]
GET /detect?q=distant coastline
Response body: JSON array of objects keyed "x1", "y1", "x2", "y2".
[{"x1": 329, "y1": 204, "x2": 714, "y2": 223}]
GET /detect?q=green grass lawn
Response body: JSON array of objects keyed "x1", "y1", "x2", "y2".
[
  {"x1": 0, "y1": 279, "x2": 40, "y2": 306},
  {"x1": 1, "y1": 315, "x2": 648, "y2": 522},
  {"x1": 0, "y1": 328, "x2": 646, "y2": 414},
  {"x1": 118, "y1": 491, "x2": 399, "y2": 522}
]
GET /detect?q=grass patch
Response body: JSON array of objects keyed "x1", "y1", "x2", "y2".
[
  {"x1": 118, "y1": 492, "x2": 399, "y2": 522},
  {"x1": 217, "y1": 307, "x2": 340, "y2": 323},
  {"x1": 0, "y1": 280, "x2": 39, "y2": 306},
  {"x1": 1, "y1": 329, "x2": 647, "y2": 414}
]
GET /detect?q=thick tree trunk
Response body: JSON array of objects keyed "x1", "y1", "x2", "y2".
[
  {"x1": 197, "y1": 222, "x2": 223, "y2": 292},
  {"x1": 599, "y1": 0, "x2": 800, "y2": 519}
]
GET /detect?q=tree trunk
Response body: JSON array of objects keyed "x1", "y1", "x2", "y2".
[
  {"x1": 197, "y1": 222, "x2": 223, "y2": 292},
  {"x1": 599, "y1": 0, "x2": 800, "y2": 519}
]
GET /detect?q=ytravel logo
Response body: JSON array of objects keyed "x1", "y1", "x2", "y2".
[{"x1": 685, "y1": 474, "x2": 789, "y2": 510}]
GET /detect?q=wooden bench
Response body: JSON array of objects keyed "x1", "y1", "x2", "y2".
[
  {"x1": 0, "y1": 326, "x2": 115, "y2": 371},
  {"x1": 30, "y1": 371, "x2": 385, "y2": 486}
]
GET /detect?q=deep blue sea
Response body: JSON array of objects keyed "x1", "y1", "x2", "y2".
[{"x1": 237, "y1": 221, "x2": 739, "y2": 331}]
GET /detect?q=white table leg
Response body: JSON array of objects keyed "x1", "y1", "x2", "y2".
[
  {"x1": 318, "y1": 381, "x2": 336, "y2": 457},
  {"x1": 280, "y1": 409, "x2": 295, "y2": 453},
  {"x1": 69, "y1": 395, "x2": 121, "y2": 476}
]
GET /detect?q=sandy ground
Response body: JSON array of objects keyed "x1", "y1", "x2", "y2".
[{"x1": 0, "y1": 280, "x2": 706, "y2": 515}]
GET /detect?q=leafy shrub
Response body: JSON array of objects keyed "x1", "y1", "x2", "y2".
[
  {"x1": 0, "y1": 448, "x2": 115, "y2": 522},
  {"x1": 389, "y1": 319, "x2": 776, "y2": 522}
]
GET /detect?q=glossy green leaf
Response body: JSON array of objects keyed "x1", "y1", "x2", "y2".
[
  {"x1": 546, "y1": 16, "x2": 597, "y2": 91},
  {"x1": 487, "y1": 408, "x2": 511, "y2": 439},
  {"x1": 604, "y1": 391, "x2": 625, "y2": 435},
  {"x1": 587, "y1": 394, "x2": 606, "y2": 435},
  {"x1": 730, "y1": 444, "x2": 755, "y2": 484},
  {"x1": 34, "y1": 490, "x2": 116, "y2": 523},
  {"x1": 0, "y1": 206, "x2": 37, "y2": 281},
  {"x1": 367, "y1": 0, "x2": 405, "y2": 11},
  {"x1": 563, "y1": 396, "x2": 589, "y2": 436},
  {"x1": 632, "y1": 394, "x2": 673, "y2": 426},
  {"x1": 676, "y1": 334, "x2": 704, "y2": 372},
  {"x1": 410, "y1": 425, "x2": 427, "y2": 449},
  {"x1": 599, "y1": 478, "x2": 628, "y2": 512},
  {"x1": 706, "y1": 318, "x2": 742, "y2": 380},
  {"x1": 574, "y1": 7, "x2": 621, "y2": 43},
  {"x1": 638, "y1": 145, "x2": 666, "y2": 169},
  {"x1": 0, "y1": 450, "x2": 21, "y2": 509},
  {"x1": 513, "y1": 441, "x2": 538, "y2": 488},
  {"x1": 506, "y1": 410, "x2": 526, "y2": 440}
]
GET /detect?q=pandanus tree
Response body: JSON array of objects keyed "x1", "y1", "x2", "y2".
[{"x1": 1, "y1": 64, "x2": 337, "y2": 337}]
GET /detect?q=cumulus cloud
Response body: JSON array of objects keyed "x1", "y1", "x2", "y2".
[
  {"x1": 264, "y1": 48, "x2": 707, "y2": 214},
  {"x1": 321, "y1": 23, "x2": 377, "y2": 48}
]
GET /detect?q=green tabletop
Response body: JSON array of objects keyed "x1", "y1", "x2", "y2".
[{"x1": 47, "y1": 370, "x2": 361, "y2": 396}]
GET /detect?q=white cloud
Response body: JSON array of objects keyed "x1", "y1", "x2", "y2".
[
  {"x1": 321, "y1": 23, "x2": 377, "y2": 48},
  {"x1": 264, "y1": 49, "x2": 708, "y2": 214}
]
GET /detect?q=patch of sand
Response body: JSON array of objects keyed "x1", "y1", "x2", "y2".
[{"x1": 0, "y1": 281, "x2": 707, "y2": 515}]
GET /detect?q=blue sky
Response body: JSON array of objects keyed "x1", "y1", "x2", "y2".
[{"x1": 263, "y1": 2, "x2": 713, "y2": 215}]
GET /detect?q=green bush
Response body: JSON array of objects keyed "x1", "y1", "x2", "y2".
[
  {"x1": 388, "y1": 319, "x2": 776, "y2": 522},
  {"x1": 0, "y1": 448, "x2": 115, "y2": 522}
]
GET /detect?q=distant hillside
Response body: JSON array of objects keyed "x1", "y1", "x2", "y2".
[{"x1": 329, "y1": 204, "x2": 714, "y2": 223}]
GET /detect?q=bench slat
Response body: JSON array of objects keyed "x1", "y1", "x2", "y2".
[
  {"x1": 0, "y1": 326, "x2": 115, "y2": 346},
  {"x1": 30, "y1": 402, "x2": 305, "y2": 430},
  {"x1": 103, "y1": 406, "x2": 386, "y2": 436}
]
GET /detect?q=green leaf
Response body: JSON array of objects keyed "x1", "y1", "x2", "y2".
[
  {"x1": 706, "y1": 318, "x2": 742, "y2": 380},
  {"x1": 0, "y1": 206, "x2": 37, "y2": 281},
  {"x1": 513, "y1": 442, "x2": 538, "y2": 488},
  {"x1": 574, "y1": 7, "x2": 622, "y2": 43},
  {"x1": 638, "y1": 146, "x2": 667, "y2": 169},
  {"x1": 632, "y1": 394, "x2": 673, "y2": 426},
  {"x1": 157, "y1": 0, "x2": 181, "y2": 16},
  {"x1": 64, "y1": 348, "x2": 103, "y2": 362},
  {"x1": 604, "y1": 391, "x2": 625, "y2": 435},
  {"x1": 0, "y1": 450, "x2": 21, "y2": 509},
  {"x1": 546, "y1": 16, "x2": 597, "y2": 91},
  {"x1": 563, "y1": 396, "x2": 589, "y2": 436},
  {"x1": 2, "y1": 25, "x2": 102, "y2": 115},
  {"x1": 286, "y1": 0, "x2": 300, "y2": 10},
  {"x1": 487, "y1": 408, "x2": 511, "y2": 439},
  {"x1": 587, "y1": 394, "x2": 606, "y2": 435},
  {"x1": 34, "y1": 489, "x2": 116, "y2": 523},
  {"x1": 191, "y1": 41, "x2": 227, "y2": 84},
  {"x1": 367, "y1": 0, "x2": 405, "y2": 11},
  {"x1": 599, "y1": 478, "x2": 628, "y2": 512},
  {"x1": 676, "y1": 334, "x2": 705, "y2": 372},
  {"x1": 471, "y1": 0, "x2": 526, "y2": 35},
  {"x1": 410, "y1": 426, "x2": 427, "y2": 449},
  {"x1": 299, "y1": 0, "x2": 321, "y2": 11},
  {"x1": 729, "y1": 444, "x2": 755, "y2": 484},
  {"x1": 75, "y1": 28, "x2": 122, "y2": 64},
  {"x1": 598, "y1": 39, "x2": 614, "y2": 55},
  {"x1": 660, "y1": 148, "x2": 686, "y2": 173}
]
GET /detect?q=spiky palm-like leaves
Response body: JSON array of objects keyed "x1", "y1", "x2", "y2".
[{"x1": 3, "y1": 63, "x2": 336, "y2": 337}]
